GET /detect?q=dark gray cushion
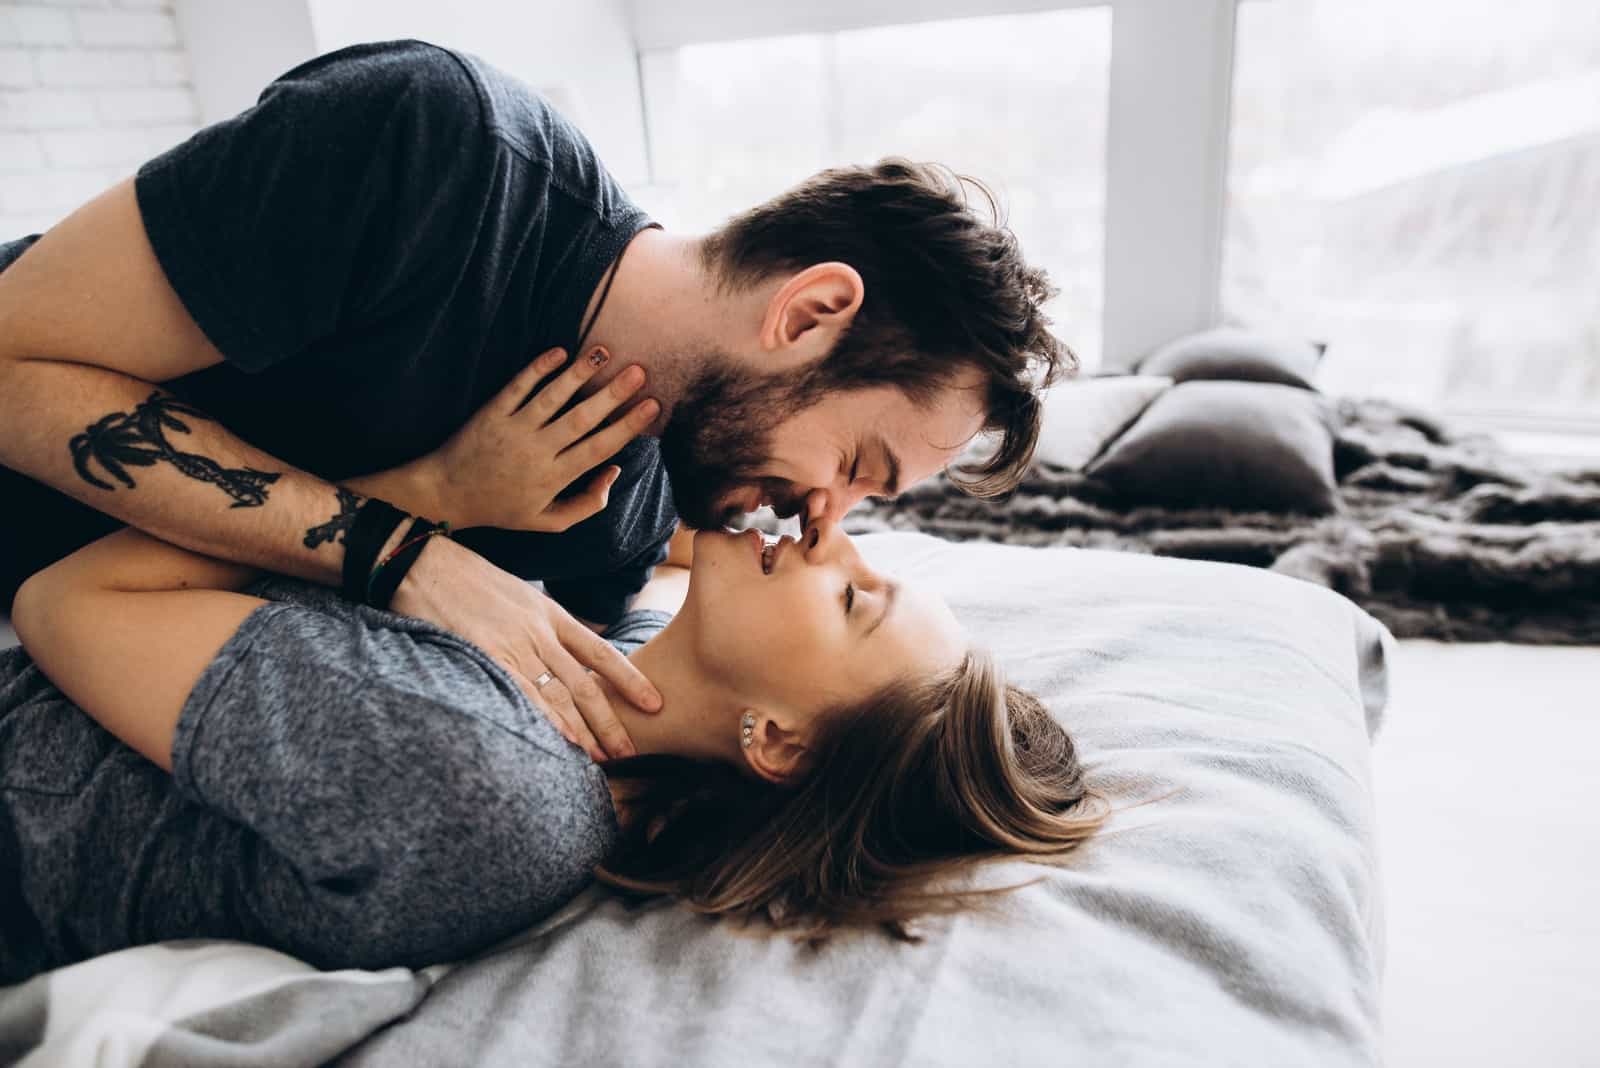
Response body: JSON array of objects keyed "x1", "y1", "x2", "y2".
[
  {"x1": 1034, "y1": 375, "x2": 1174, "y2": 471},
  {"x1": 1137, "y1": 327, "x2": 1325, "y2": 390},
  {"x1": 1085, "y1": 381, "x2": 1339, "y2": 514}
]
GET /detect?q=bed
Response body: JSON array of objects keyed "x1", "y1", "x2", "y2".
[{"x1": 0, "y1": 532, "x2": 1391, "y2": 1067}]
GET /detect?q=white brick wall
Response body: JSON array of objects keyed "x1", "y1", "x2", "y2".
[{"x1": 0, "y1": 0, "x2": 198, "y2": 239}]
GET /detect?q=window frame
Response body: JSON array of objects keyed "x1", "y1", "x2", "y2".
[{"x1": 626, "y1": 0, "x2": 1240, "y2": 373}]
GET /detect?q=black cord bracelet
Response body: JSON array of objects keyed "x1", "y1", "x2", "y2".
[{"x1": 341, "y1": 498, "x2": 408, "y2": 605}]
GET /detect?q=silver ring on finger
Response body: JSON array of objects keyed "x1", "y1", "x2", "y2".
[{"x1": 534, "y1": 670, "x2": 556, "y2": 689}]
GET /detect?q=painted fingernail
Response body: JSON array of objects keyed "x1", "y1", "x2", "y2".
[{"x1": 588, "y1": 346, "x2": 609, "y2": 367}]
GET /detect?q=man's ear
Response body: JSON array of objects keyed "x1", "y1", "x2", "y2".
[
  {"x1": 760, "y1": 262, "x2": 864, "y2": 361},
  {"x1": 739, "y1": 709, "x2": 811, "y2": 785}
]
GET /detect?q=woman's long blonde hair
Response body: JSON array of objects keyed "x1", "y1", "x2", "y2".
[{"x1": 596, "y1": 649, "x2": 1107, "y2": 944}]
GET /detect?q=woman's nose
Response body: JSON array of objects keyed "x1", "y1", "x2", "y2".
[
  {"x1": 801, "y1": 512, "x2": 868, "y2": 572},
  {"x1": 801, "y1": 513, "x2": 839, "y2": 561}
]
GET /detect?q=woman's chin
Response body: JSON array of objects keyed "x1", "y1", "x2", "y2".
[
  {"x1": 689, "y1": 529, "x2": 754, "y2": 600},
  {"x1": 692, "y1": 526, "x2": 743, "y2": 557}
]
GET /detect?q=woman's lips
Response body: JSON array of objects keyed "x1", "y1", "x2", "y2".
[
  {"x1": 741, "y1": 528, "x2": 788, "y2": 575},
  {"x1": 764, "y1": 536, "x2": 792, "y2": 575}
]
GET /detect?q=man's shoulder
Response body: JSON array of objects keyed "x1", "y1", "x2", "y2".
[
  {"x1": 287, "y1": 41, "x2": 627, "y2": 210},
  {"x1": 262, "y1": 39, "x2": 489, "y2": 135},
  {"x1": 440, "y1": 50, "x2": 636, "y2": 212}
]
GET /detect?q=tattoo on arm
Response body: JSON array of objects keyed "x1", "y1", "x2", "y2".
[
  {"x1": 68, "y1": 391, "x2": 281, "y2": 507},
  {"x1": 303, "y1": 486, "x2": 366, "y2": 549}
]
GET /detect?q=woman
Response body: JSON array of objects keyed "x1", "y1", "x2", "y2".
[{"x1": 0, "y1": 373, "x2": 1103, "y2": 985}]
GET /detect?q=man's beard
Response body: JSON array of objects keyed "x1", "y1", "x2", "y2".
[{"x1": 657, "y1": 361, "x2": 810, "y2": 530}]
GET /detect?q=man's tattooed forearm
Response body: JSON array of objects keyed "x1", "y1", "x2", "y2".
[
  {"x1": 68, "y1": 391, "x2": 281, "y2": 507},
  {"x1": 303, "y1": 486, "x2": 366, "y2": 549}
]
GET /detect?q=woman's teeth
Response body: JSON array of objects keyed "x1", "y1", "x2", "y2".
[{"x1": 761, "y1": 540, "x2": 775, "y2": 574}]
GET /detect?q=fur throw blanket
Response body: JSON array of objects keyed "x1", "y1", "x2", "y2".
[{"x1": 842, "y1": 397, "x2": 1600, "y2": 644}]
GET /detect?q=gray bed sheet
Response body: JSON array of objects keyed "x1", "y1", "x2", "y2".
[{"x1": 337, "y1": 532, "x2": 1392, "y2": 1068}]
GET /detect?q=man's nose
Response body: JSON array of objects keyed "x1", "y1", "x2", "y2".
[{"x1": 803, "y1": 485, "x2": 871, "y2": 526}]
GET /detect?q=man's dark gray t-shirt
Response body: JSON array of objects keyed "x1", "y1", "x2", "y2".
[
  {"x1": 0, "y1": 39, "x2": 676, "y2": 623},
  {"x1": 0, "y1": 577, "x2": 669, "y2": 983}
]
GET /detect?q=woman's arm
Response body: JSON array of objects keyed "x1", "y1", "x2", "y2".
[
  {"x1": 11, "y1": 529, "x2": 265, "y2": 772},
  {"x1": 7, "y1": 458, "x2": 435, "y2": 771},
  {"x1": 628, "y1": 563, "x2": 689, "y2": 615}
]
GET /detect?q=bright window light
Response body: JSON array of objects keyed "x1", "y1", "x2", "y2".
[
  {"x1": 635, "y1": 7, "x2": 1111, "y2": 371},
  {"x1": 1224, "y1": 0, "x2": 1600, "y2": 422}
]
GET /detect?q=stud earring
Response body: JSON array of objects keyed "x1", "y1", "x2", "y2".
[{"x1": 740, "y1": 712, "x2": 756, "y2": 748}]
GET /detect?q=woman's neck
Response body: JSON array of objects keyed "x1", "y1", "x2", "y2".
[{"x1": 592, "y1": 624, "x2": 739, "y2": 766}]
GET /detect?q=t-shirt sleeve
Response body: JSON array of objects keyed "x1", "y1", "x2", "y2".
[
  {"x1": 543, "y1": 535, "x2": 670, "y2": 626},
  {"x1": 169, "y1": 601, "x2": 616, "y2": 969},
  {"x1": 134, "y1": 41, "x2": 489, "y2": 374}
]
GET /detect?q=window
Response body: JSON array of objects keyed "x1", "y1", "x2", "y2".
[
  {"x1": 634, "y1": 7, "x2": 1112, "y2": 370},
  {"x1": 1223, "y1": 0, "x2": 1600, "y2": 422}
]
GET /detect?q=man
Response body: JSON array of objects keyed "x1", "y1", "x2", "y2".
[{"x1": 0, "y1": 40, "x2": 1072, "y2": 758}]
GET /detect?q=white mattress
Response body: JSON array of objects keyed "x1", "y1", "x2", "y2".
[{"x1": 337, "y1": 532, "x2": 1392, "y2": 1067}]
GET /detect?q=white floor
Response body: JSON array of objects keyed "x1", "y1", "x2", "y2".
[{"x1": 1374, "y1": 641, "x2": 1600, "y2": 1067}]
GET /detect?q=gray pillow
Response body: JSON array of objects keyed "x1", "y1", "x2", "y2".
[
  {"x1": 1085, "y1": 381, "x2": 1339, "y2": 514},
  {"x1": 1033, "y1": 375, "x2": 1173, "y2": 471},
  {"x1": 1137, "y1": 327, "x2": 1325, "y2": 390}
]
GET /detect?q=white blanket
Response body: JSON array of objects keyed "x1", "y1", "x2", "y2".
[{"x1": 0, "y1": 942, "x2": 432, "y2": 1068}]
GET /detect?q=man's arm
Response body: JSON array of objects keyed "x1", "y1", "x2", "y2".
[
  {"x1": 664, "y1": 522, "x2": 695, "y2": 569},
  {"x1": 0, "y1": 180, "x2": 662, "y2": 759},
  {"x1": 0, "y1": 180, "x2": 455, "y2": 584}
]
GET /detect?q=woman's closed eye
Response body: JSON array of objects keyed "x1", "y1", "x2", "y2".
[{"x1": 844, "y1": 582, "x2": 855, "y2": 615}]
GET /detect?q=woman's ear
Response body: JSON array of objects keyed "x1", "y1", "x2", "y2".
[{"x1": 739, "y1": 709, "x2": 811, "y2": 785}]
